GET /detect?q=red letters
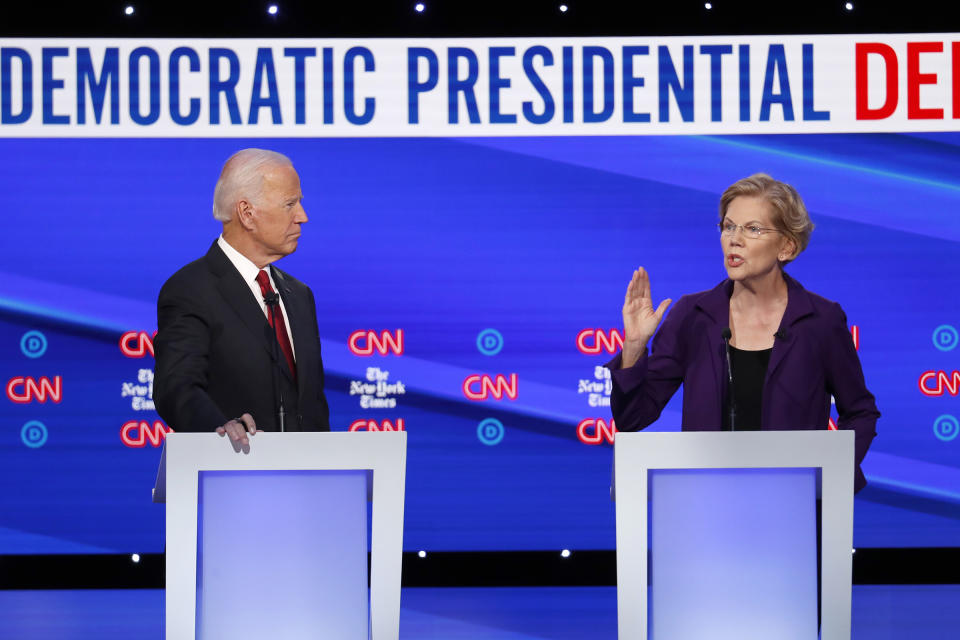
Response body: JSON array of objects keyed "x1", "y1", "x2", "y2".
[
  {"x1": 907, "y1": 42, "x2": 944, "y2": 119},
  {"x1": 576, "y1": 329, "x2": 624, "y2": 354},
  {"x1": 6, "y1": 376, "x2": 62, "y2": 403},
  {"x1": 348, "y1": 330, "x2": 404, "y2": 356},
  {"x1": 919, "y1": 370, "x2": 960, "y2": 397},
  {"x1": 462, "y1": 374, "x2": 519, "y2": 400},
  {"x1": 856, "y1": 43, "x2": 899, "y2": 120},
  {"x1": 577, "y1": 418, "x2": 617, "y2": 444},
  {"x1": 119, "y1": 331, "x2": 155, "y2": 358},
  {"x1": 349, "y1": 418, "x2": 406, "y2": 432},
  {"x1": 120, "y1": 420, "x2": 173, "y2": 447}
]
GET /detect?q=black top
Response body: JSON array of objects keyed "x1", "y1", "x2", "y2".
[{"x1": 725, "y1": 346, "x2": 772, "y2": 431}]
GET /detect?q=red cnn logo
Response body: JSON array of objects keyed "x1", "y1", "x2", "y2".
[
  {"x1": 850, "y1": 325, "x2": 860, "y2": 351},
  {"x1": 349, "y1": 419, "x2": 406, "y2": 432},
  {"x1": 6, "y1": 376, "x2": 62, "y2": 403},
  {"x1": 120, "y1": 331, "x2": 155, "y2": 358},
  {"x1": 348, "y1": 330, "x2": 404, "y2": 356},
  {"x1": 919, "y1": 370, "x2": 960, "y2": 397},
  {"x1": 577, "y1": 418, "x2": 617, "y2": 444},
  {"x1": 462, "y1": 374, "x2": 518, "y2": 400},
  {"x1": 576, "y1": 329, "x2": 623, "y2": 354},
  {"x1": 120, "y1": 421, "x2": 173, "y2": 447}
]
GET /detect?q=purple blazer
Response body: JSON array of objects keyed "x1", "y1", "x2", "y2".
[{"x1": 607, "y1": 273, "x2": 879, "y2": 492}]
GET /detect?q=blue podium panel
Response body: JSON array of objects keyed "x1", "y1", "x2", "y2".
[
  {"x1": 196, "y1": 470, "x2": 368, "y2": 640},
  {"x1": 649, "y1": 468, "x2": 818, "y2": 640}
]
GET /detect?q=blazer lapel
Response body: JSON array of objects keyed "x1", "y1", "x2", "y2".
[
  {"x1": 271, "y1": 267, "x2": 308, "y2": 393},
  {"x1": 205, "y1": 242, "x2": 278, "y2": 364},
  {"x1": 693, "y1": 280, "x2": 734, "y2": 414},
  {"x1": 765, "y1": 273, "x2": 815, "y2": 384}
]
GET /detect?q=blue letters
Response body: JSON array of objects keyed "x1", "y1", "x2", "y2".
[
  {"x1": 323, "y1": 48, "x2": 334, "y2": 124},
  {"x1": 658, "y1": 45, "x2": 694, "y2": 122},
  {"x1": 76, "y1": 48, "x2": 119, "y2": 124},
  {"x1": 489, "y1": 47, "x2": 516, "y2": 124},
  {"x1": 583, "y1": 47, "x2": 614, "y2": 123},
  {"x1": 522, "y1": 46, "x2": 554, "y2": 124},
  {"x1": 1, "y1": 48, "x2": 33, "y2": 124},
  {"x1": 209, "y1": 48, "x2": 241, "y2": 125},
  {"x1": 169, "y1": 47, "x2": 201, "y2": 125},
  {"x1": 622, "y1": 46, "x2": 650, "y2": 123},
  {"x1": 700, "y1": 44, "x2": 732, "y2": 122},
  {"x1": 407, "y1": 48, "x2": 438, "y2": 124},
  {"x1": 344, "y1": 47, "x2": 375, "y2": 125},
  {"x1": 448, "y1": 48, "x2": 480, "y2": 124},
  {"x1": 739, "y1": 45, "x2": 750, "y2": 122},
  {"x1": 760, "y1": 44, "x2": 794, "y2": 121},
  {"x1": 802, "y1": 43, "x2": 829, "y2": 121},
  {"x1": 562, "y1": 46, "x2": 574, "y2": 123},
  {"x1": 284, "y1": 47, "x2": 315, "y2": 125},
  {"x1": 249, "y1": 48, "x2": 282, "y2": 125},
  {"x1": 129, "y1": 47, "x2": 161, "y2": 125},
  {"x1": 42, "y1": 48, "x2": 69, "y2": 124}
]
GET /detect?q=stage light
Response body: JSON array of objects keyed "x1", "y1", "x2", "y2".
[
  {"x1": 559, "y1": 4, "x2": 568, "y2": 11},
  {"x1": 705, "y1": 2, "x2": 713, "y2": 8},
  {"x1": 560, "y1": 549, "x2": 571, "y2": 558},
  {"x1": 131, "y1": 553, "x2": 141, "y2": 563},
  {"x1": 124, "y1": 5, "x2": 134, "y2": 15},
  {"x1": 267, "y1": 4, "x2": 278, "y2": 15},
  {"x1": 418, "y1": 550, "x2": 427, "y2": 558},
  {"x1": 415, "y1": 3, "x2": 425, "y2": 12},
  {"x1": 852, "y1": 548, "x2": 857, "y2": 554},
  {"x1": 844, "y1": 2, "x2": 853, "y2": 9}
]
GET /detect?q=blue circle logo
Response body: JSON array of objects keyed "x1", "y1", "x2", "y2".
[
  {"x1": 20, "y1": 330, "x2": 48, "y2": 358},
  {"x1": 476, "y1": 328, "x2": 504, "y2": 356},
  {"x1": 477, "y1": 418, "x2": 505, "y2": 446},
  {"x1": 933, "y1": 415, "x2": 959, "y2": 442},
  {"x1": 933, "y1": 325, "x2": 958, "y2": 352},
  {"x1": 21, "y1": 421, "x2": 48, "y2": 448}
]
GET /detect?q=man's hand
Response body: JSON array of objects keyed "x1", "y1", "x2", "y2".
[{"x1": 216, "y1": 413, "x2": 258, "y2": 452}]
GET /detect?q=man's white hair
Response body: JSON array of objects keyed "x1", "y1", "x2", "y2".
[{"x1": 212, "y1": 148, "x2": 293, "y2": 222}]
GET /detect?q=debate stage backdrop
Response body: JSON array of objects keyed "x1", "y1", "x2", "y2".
[{"x1": 1, "y1": 35, "x2": 958, "y2": 554}]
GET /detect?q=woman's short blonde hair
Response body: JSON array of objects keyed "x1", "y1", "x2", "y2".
[{"x1": 719, "y1": 173, "x2": 814, "y2": 263}]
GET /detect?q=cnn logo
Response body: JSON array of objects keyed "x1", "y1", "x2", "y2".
[
  {"x1": 577, "y1": 418, "x2": 617, "y2": 444},
  {"x1": 576, "y1": 329, "x2": 623, "y2": 354},
  {"x1": 348, "y1": 330, "x2": 404, "y2": 356},
  {"x1": 349, "y1": 419, "x2": 405, "y2": 432},
  {"x1": 919, "y1": 370, "x2": 960, "y2": 397},
  {"x1": 121, "y1": 420, "x2": 173, "y2": 447},
  {"x1": 6, "y1": 376, "x2": 62, "y2": 403},
  {"x1": 462, "y1": 374, "x2": 518, "y2": 400},
  {"x1": 120, "y1": 331, "x2": 155, "y2": 358}
]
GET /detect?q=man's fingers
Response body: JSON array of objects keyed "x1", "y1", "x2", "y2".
[{"x1": 237, "y1": 413, "x2": 258, "y2": 434}]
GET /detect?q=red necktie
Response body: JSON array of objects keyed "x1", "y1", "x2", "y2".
[{"x1": 255, "y1": 270, "x2": 297, "y2": 382}]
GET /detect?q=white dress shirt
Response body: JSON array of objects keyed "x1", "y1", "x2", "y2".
[{"x1": 217, "y1": 235, "x2": 297, "y2": 360}]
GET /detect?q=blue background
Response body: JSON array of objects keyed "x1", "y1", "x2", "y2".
[{"x1": 1, "y1": 134, "x2": 958, "y2": 553}]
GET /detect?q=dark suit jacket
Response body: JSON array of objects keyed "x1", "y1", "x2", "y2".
[
  {"x1": 154, "y1": 242, "x2": 330, "y2": 432},
  {"x1": 608, "y1": 273, "x2": 878, "y2": 492}
]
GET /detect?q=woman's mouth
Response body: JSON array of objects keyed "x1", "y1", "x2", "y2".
[{"x1": 727, "y1": 254, "x2": 744, "y2": 267}]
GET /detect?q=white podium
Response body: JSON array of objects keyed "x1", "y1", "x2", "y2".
[
  {"x1": 153, "y1": 431, "x2": 407, "y2": 640},
  {"x1": 614, "y1": 430, "x2": 854, "y2": 640}
]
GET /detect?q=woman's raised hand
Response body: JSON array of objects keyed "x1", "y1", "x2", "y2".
[{"x1": 621, "y1": 268, "x2": 671, "y2": 367}]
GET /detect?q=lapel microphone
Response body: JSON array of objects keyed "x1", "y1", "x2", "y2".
[
  {"x1": 722, "y1": 327, "x2": 736, "y2": 431},
  {"x1": 774, "y1": 328, "x2": 789, "y2": 341},
  {"x1": 263, "y1": 291, "x2": 280, "y2": 308}
]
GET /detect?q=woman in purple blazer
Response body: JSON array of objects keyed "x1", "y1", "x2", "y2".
[{"x1": 608, "y1": 174, "x2": 879, "y2": 492}]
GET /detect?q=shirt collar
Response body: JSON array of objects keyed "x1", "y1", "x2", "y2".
[{"x1": 217, "y1": 235, "x2": 268, "y2": 285}]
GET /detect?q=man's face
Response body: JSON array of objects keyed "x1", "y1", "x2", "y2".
[{"x1": 249, "y1": 165, "x2": 308, "y2": 261}]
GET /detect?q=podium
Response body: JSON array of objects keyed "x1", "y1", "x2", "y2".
[
  {"x1": 153, "y1": 431, "x2": 407, "y2": 640},
  {"x1": 614, "y1": 431, "x2": 854, "y2": 640}
]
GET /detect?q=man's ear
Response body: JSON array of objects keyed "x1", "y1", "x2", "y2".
[{"x1": 236, "y1": 199, "x2": 256, "y2": 231}]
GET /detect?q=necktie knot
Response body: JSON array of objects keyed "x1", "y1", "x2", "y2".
[{"x1": 255, "y1": 269, "x2": 272, "y2": 295}]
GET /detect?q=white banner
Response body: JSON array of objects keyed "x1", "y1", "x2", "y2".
[{"x1": 0, "y1": 35, "x2": 957, "y2": 137}]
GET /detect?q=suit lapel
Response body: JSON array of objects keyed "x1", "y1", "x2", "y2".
[
  {"x1": 271, "y1": 266, "x2": 308, "y2": 394},
  {"x1": 205, "y1": 242, "x2": 280, "y2": 366}
]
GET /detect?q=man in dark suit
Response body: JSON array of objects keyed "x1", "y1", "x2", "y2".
[{"x1": 154, "y1": 149, "x2": 330, "y2": 448}]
